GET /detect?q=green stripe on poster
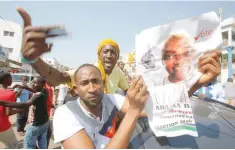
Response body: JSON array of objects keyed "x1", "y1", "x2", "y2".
[{"x1": 159, "y1": 125, "x2": 197, "y2": 132}]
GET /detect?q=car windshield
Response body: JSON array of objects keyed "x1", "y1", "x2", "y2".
[
  {"x1": 11, "y1": 75, "x2": 30, "y2": 82},
  {"x1": 11, "y1": 75, "x2": 22, "y2": 82}
]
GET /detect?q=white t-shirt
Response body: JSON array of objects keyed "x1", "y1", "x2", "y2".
[
  {"x1": 53, "y1": 94, "x2": 125, "y2": 148},
  {"x1": 57, "y1": 84, "x2": 68, "y2": 105}
]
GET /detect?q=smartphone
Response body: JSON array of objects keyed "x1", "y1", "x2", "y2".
[
  {"x1": 46, "y1": 27, "x2": 71, "y2": 43},
  {"x1": 47, "y1": 27, "x2": 70, "y2": 37}
]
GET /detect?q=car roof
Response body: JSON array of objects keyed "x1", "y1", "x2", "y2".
[{"x1": 11, "y1": 73, "x2": 34, "y2": 76}]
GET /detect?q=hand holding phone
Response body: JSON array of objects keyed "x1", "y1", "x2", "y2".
[{"x1": 17, "y1": 7, "x2": 71, "y2": 61}]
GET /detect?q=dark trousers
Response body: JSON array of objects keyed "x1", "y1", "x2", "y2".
[
  {"x1": 16, "y1": 109, "x2": 29, "y2": 132},
  {"x1": 16, "y1": 117, "x2": 28, "y2": 132}
]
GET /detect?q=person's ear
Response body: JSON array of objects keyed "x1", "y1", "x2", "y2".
[
  {"x1": 72, "y1": 86, "x2": 76, "y2": 91},
  {"x1": 73, "y1": 86, "x2": 78, "y2": 94}
]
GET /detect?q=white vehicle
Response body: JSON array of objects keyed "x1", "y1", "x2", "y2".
[{"x1": 9, "y1": 73, "x2": 34, "y2": 89}]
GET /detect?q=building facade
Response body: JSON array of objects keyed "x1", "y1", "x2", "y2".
[
  {"x1": 220, "y1": 17, "x2": 235, "y2": 84},
  {"x1": 43, "y1": 57, "x2": 70, "y2": 71},
  {"x1": 0, "y1": 19, "x2": 22, "y2": 69}
]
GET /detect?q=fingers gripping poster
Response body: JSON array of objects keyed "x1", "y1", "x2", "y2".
[{"x1": 135, "y1": 12, "x2": 222, "y2": 137}]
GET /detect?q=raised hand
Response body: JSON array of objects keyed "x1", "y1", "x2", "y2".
[
  {"x1": 17, "y1": 7, "x2": 63, "y2": 61},
  {"x1": 127, "y1": 76, "x2": 149, "y2": 114},
  {"x1": 197, "y1": 50, "x2": 221, "y2": 86}
]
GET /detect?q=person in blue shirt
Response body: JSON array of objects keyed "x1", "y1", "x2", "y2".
[
  {"x1": 14, "y1": 76, "x2": 34, "y2": 136},
  {"x1": 194, "y1": 79, "x2": 225, "y2": 103}
]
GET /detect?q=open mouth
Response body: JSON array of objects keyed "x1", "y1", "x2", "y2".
[
  {"x1": 175, "y1": 64, "x2": 190, "y2": 70},
  {"x1": 104, "y1": 62, "x2": 113, "y2": 68},
  {"x1": 174, "y1": 66, "x2": 184, "y2": 71},
  {"x1": 174, "y1": 65, "x2": 192, "y2": 79},
  {"x1": 175, "y1": 67, "x2": 183, "y2": 70}
]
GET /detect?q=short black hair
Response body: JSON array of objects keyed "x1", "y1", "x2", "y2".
[
  {"x1": 34, "y1": 76, "x2": 46, "y2": 85},
  {"x1": 74, "y1": 64, "x2": 101, "y2": 83},
  {"x1": 0, "y1": 71, "x2": 11, "y2": 84}
]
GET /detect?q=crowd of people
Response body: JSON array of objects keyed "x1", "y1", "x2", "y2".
[
  {"x1": 194, "y1": 77, "x2": 235, "y2": 106},
  {"x1": 0, "y1": 7, "x2": 227, "y2": 149}
]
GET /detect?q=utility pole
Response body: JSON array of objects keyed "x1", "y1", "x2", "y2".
[{"x1": 219, "y1": 5, "x2": 223, "y2": 22}]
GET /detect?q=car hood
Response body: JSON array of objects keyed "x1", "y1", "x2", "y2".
[{"x1": 135, "y1": 97, "x2": 235, "y2": 149}]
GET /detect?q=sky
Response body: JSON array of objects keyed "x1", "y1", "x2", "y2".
[{"x1": 0, "y1": 1, "x2": 235, "y2": 69}]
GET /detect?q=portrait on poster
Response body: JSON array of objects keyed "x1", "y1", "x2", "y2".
[{"x1": 140, "y1": 32, "x2": 197, "y2": 87}]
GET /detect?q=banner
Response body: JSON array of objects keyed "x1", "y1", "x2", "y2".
[{"x1": 135, "y1": 11, "x2": 222, "y2": 137}]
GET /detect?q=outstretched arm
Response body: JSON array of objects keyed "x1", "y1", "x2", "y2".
[
  {"x1": 5, "y1": 107, "x2": 24, "y2": 116},
  {"x1": 31, "y1": 59, "x2": 71, "y2": 86},
  {"x1": 0, "y1": 93, "x2": 41, "y2": 109},
  {"x1": 17, "y1": 7, "x2": 71, "y2": 87},
  {"x1": 0, "y1": 100, "x2": 32, "y2": 109},
  {"x1": 21, "y1": 85, "x2": 35, "y2": 93}
]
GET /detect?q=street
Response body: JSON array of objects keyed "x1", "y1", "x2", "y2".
[{"x1": 0, "y1": 115, "x2": 60, "y2": 149}]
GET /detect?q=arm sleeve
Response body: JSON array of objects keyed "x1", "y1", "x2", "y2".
[
  {"x1": 106, "y1": 94, "x2": 125, "y2": 111},
  {"x1": 118, "y1": 69, "x2": 129, "y2": 91},
  {"x1": 53, "y1": 106, "x2": 84, "y2": 144}
]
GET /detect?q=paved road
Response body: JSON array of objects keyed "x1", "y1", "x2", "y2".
[{"x1": 0, "y1": 115, "x2": 60, "y2": 149}]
